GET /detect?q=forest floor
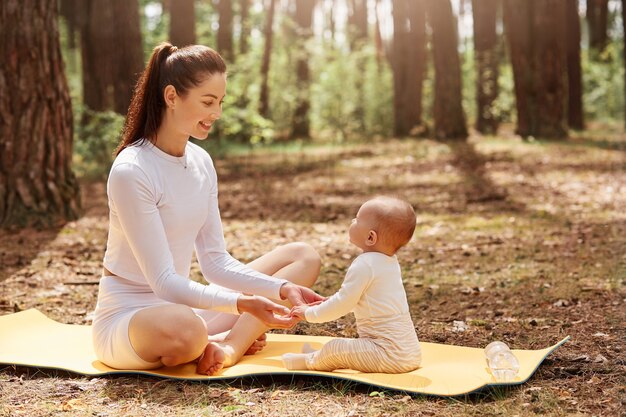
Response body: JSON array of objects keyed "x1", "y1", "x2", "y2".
[{"x1": 0, "y1": 125, "x2": 624, "y2": 416}]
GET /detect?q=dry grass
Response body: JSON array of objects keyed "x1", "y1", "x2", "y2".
[{"x1": 1, "y1": 126, "x2": 625, "y2": 416}]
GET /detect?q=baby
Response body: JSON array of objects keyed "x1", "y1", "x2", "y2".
[{"x1": 282, "y1": 196, "x2": 421, "y2": 373}]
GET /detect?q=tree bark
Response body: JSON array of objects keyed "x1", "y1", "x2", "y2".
[
  {"x1": 472, "y1": 0, "x2": 500, "y2": 134},
  {"x1": 217, "y1": 0, "x2": 234, "y2": 62},
  {"x1": 0, "y1": 0, "x2": 81, "y2": 227},
  {"x1": 169, "y1": 0, "x2": 196, "y2": 47},
  {"x1": 391, "y1": 0, "x2": 427, "y2": 137},
  {"x1": 587, "y1": 0, "x2": 609, "y2": 53},
  {"x1": 240, "y1": 0, "x2": 251, "y2": 55},
  {"x1": 503, "y1": 0, "x2": 568, "y2": 138},
  {"x1": 426, "y1": 0, "x2": 467, "y2": 139},
  {"x1": 566, "y1": 0, "x2": 584, "y2": 130},
  {"x1": 291, "y1": 0, "x2": 316, "y2": 139},
  {"x1": 259, "y1": 0, "x2": 276, "y2": 118}
]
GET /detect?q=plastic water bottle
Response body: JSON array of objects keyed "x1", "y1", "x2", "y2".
[{"x1": 484, "y1": 341, "x2": 520, "y2": 382}]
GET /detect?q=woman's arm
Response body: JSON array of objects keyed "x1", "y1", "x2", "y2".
[{"x1": 193, "y1": 161, "x2": 288, "y2": 301}]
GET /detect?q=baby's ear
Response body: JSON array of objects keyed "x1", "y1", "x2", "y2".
[{"x1": 366, "y1": 230, "x2": 378, "y2": 246}]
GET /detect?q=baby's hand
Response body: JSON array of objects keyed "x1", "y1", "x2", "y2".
[{"x1": 289, "y1": 305, "x2": 308, "y2": 320}]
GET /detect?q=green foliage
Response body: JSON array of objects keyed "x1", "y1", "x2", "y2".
[
  {"x1": 582, "y1": 42, "x2": 625, "y2": 122},
  {"x1": 73, "y1": 109, "x2": 125, "y2": 180},
  {"x1": 311, "y1": 44, "x2": 394, "y2": 141}
]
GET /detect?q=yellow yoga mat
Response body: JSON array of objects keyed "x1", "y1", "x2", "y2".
[{"x1": 0, "y1": 309, "x2": 568, "y2": 396}]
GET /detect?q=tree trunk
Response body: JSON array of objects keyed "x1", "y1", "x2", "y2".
[
  {"x1": 240, "y1": 0, "x2": 251, "y2": 55},
  {"x1": 112, "y1": 0, "x2": 144, "y2": 115},
  {"x1": 291, "y1": 0, "x2": 316, "y2": 139},
  {"x1": 0, "y1": 0, "x2": 81, "y2": 227},
  {"x1": 425, "y1": 0, "x2": 467, "y2": 139},
  {"x1": 503, "y1": 0, "x2": 568, "y2": 138},
  {"x1": 169, "y1": 0, "x2": 196, "y2": 47},
  {"x1": 59, "y1": 0, "x2": 78, "y2": 49},
  {"x1": 472, "y1": 0, "x2": 500, "y2": 134},
  {"x1": 391, "y1": 0, "x2": 427, "y2": 137},
  {"x1": 259, "y1": 0, "x2": 276, "y2": 118},
  {"x1": 217, "y1": 0, "x2": 234, "y2": 62},
  {"x1": 587, "y1": 0, "x2": 609, "y2": 53},
  {"x1": 78, "y1": 0, "x2": 142, "y2": 115},
  {"x1": 79, "y1": 0, "x2": 116, "y2": 112},
  {"x1": 566, "y1": 0, "x2": 584, "y2": 130}
]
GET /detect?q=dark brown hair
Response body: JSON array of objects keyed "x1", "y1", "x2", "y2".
[{"x1": 115, "y1": 42, "x2": 227, "y2": 156}]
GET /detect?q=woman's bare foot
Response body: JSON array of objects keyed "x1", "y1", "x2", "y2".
[
  {"x1": 196, "y1": 342, "x2": 226, "y2": 375},
  {"x1": 208, "y1": 332, "x2": 267, "y2": 356},
  {"x1": 245, "y1": 333, "x2": 267, "y2": 355}
]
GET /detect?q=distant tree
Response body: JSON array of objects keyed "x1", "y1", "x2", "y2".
[
  {"x1": 347, "y1": 0, "x2": 368, "y2": 49},
  {"x1": 623, "y1": 0, "x2": 626, "y2": 128},
  {"x1": 111, "y1": 0, "x2": 144, "y2": 114},
  {"x1": 587, "y1": 0, "x2": 609, "y2": 54},
  {"x1": 347, "y1": 0, "x2": 369, "y2": 134},
  {"x1": 0, "y1": 0, "x2": 81, "y2": 227},
  {"x1": 426, "y1": 0, "x2": 467, "y2": 139},
  {"x1": 566, "y1": 0, "x2": 584, "y2": 130},
  {"x1": 291, "y1": 0, "x2": 316, "y2": 139},
  {"x1": 169, "y1": 0, "x2": 196, "y2": 47},
  {"x1": 503, "y1": 0, "x2": 568, "y2": 138},
  {"x1": 59, "y1": 0, "x2": 79, "y2": 49},
  {"x1": 240, "y1": 0, "x2": 251, "y2": 55},
  {"x1": 259, "y1": 0, "x2": 276, "y2": 118},
  {"x1": 79, "y1": 0, "x2": 143, "y2": 115},
  {"x1": 472, "y1": 0, "x2": 500, "y2": 134},
  {"x1": 374, "y1": 0, "x2": 385, "y2": 70},
  {"x1": 217, "y1": 0, "x2": 234, "y2": 61},
  {"x1": 391, "y1": 0, "x2": 427, "y2": 137},
  {"x1": 79, "y1": 0, "x2": 116, "y2": 112}
]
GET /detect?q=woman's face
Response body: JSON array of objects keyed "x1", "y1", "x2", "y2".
[{"x1": 171, "y1": 72, "x2": 227, "y2": 140}]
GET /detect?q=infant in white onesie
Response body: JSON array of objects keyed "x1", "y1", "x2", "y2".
[{"x1": 282, "y1": 196, "x2": 421, "y2": 373}]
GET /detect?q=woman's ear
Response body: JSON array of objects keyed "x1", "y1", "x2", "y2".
[
  {"x1": 366, "y1": 230, "x2": 377, "y2": 246},
  {"x1": 163, "y1": 85, "x2": 177, "y2": 109}
]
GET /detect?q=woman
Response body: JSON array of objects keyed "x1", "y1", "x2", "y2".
[{"x1": 92, "y1": 42, "x2": 322, "y2": 376}]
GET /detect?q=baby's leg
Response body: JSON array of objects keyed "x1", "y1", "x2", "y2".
[{"x1": 283, "y1": 338, "x2": 389, "y2": 373}]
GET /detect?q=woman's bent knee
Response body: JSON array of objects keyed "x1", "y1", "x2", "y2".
[
  {"x1": 287, "y1": 242, "x2": 321, "y2": 284},
  {"x1": 130, "y1": 305, "x2": 207, "y2": 366}
]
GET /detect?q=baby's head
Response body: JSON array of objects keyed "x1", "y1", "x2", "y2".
[{"x1": 349, "y1": 196, "x2": 416, "y2": 256}]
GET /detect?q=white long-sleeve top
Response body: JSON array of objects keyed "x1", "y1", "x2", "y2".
[
  {"x1": 102, "y1": 140, "x2": 287, "y2": 315},
  {"x1": 305, "y1": 252, "x2": 411, "y2": 323}
]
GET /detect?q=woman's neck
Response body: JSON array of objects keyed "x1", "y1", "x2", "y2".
[{"x1": 154, "y1": 115, "x2": 189, "y2": 157}]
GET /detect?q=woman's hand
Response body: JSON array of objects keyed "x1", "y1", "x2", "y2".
[
  {"x1": 279, "y1": 283, "x2": 326, "y2": 306},
  {"x1": 236, "y1": 295, "x2": 298, "y2": 329}
]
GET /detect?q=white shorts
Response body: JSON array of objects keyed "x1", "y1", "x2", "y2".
[{"x1": 92, "y1": 275, "x2": 239, "y2": 370}]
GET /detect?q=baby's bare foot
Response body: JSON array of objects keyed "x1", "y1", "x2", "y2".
[
  {"x1": 245, "y1": 333, "x2": 267, "y2": 355},
  {"x1": 196, "y1": 342, "x2": 225, "y2": 376}
]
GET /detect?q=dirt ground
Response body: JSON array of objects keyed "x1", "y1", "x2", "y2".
[{"x1": 1, "y1": 128, "x2": 625, "y2": 416}]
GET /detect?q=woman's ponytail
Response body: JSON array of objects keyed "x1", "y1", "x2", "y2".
[{"x1": 115, "y1": 42, "x2": 175, "y2": 156}]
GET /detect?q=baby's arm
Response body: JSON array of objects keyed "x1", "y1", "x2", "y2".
[{"x1": 304, "y1": 257, "x2": 372, "y2": 323}]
